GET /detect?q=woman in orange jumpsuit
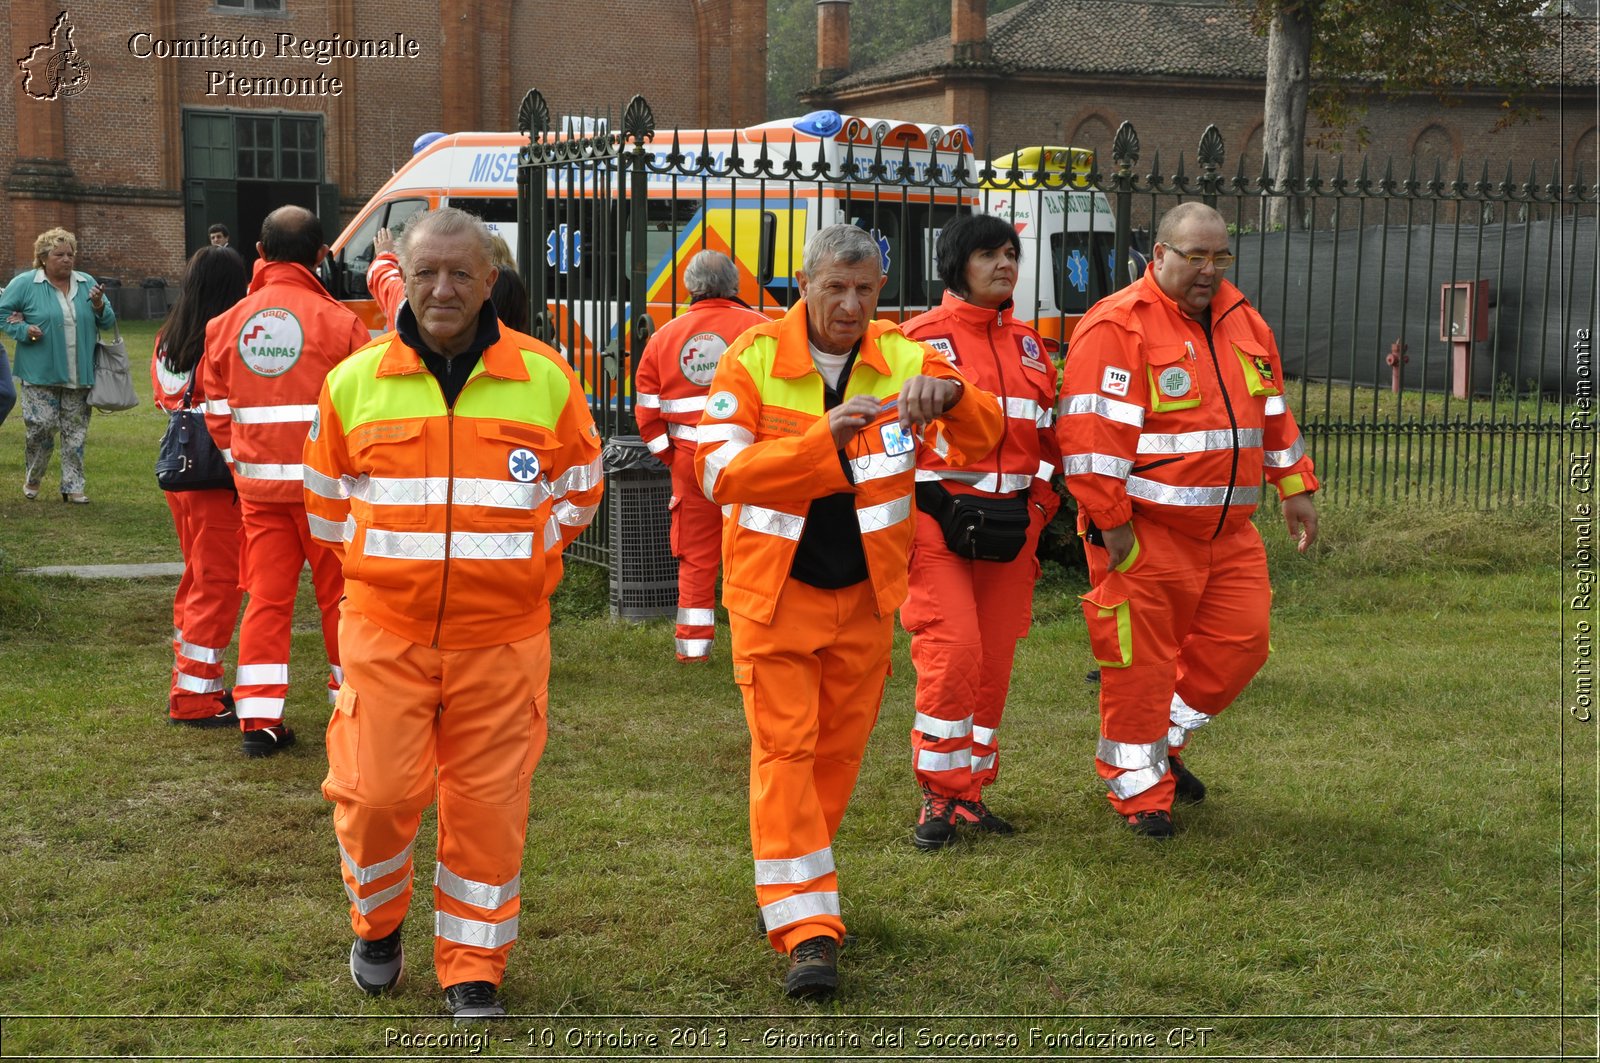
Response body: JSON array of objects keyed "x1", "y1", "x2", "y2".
[
  {"x1": 900, "y1": 214, "x2": 1062, "y2": 849},
  {"x1": 152, "y1": 245, "x2": 248, "y2": 726}
]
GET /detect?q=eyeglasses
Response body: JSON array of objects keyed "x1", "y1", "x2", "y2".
[{"x1": 1161, "y1": 243, "x2": 1235, "y2": 271}]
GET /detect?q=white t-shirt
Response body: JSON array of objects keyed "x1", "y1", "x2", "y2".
[{"x1": 810, "y1": 343, "x2": 850, "y2": 391}]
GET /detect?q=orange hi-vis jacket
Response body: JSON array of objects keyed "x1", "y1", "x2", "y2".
[
  {"x1": 1057, "y1": 270, "x2": 1318, "y2": 540},
  {"x1": 902, "y1": 291, "x2": 1062, "y2": 515},
  {"x1": 693, "y1": 302, "x2": 1004, "y2": 625},
  {"x1": 302, "y1": 326, "x2": 603, "y2": 650},
  {"x1": 635, "y1": 297, "x2": 768, "y2": 462},
  {"x1": 204, "y1": 261, "x2": 370, "y2": 504}
]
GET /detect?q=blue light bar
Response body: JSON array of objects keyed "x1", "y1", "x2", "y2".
[{"x1": 792, "y1": 110, "x2": 844, "y2": 138}]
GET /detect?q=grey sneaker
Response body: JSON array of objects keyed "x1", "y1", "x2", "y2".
[
  {"x1": 445, "y1": 980, "x2": 506, "y2": 1022},
  {"x1": 349, "y1": 924, "x2": 403, "y2": 995}
]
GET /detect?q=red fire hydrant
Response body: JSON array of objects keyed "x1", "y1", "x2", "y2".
[{"x1": 1386, "y1": 339, "x2": 1409, "y2": 394}]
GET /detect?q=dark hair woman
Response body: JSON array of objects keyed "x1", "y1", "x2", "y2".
[{"x1": 152, "y1": 243, "x2": 251, "y2": 729}]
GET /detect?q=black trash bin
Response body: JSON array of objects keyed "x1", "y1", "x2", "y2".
[{"x1": 600, "y1": 434, "x2": 677, "y2": 621}]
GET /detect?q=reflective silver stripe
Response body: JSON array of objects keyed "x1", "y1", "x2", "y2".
[
  {"x1": 203, "y1": 398, "x2": 231, "y2": 417},
  {"x1": 851, "y1": 449, "x2": 915, "y2": 483},
  {"x1": 760, "y1": 890, "x2": 840, "y2": 932},
  {"x1": 675, "y1": 638, "x2": 712, "y2": 657},
  {"x1": 350, "y1": 476, "x2": 449, "y2": 505},
  {"x1": 919, "y1": 468, "x2": 1034, "y2": 493},
  {"x1": 661, "y1": 395, "x2": 707, "y2": 414},
  {"x1": 363, "y1": 530, "x2": 535, "y2": 560},
  {"x1": 237, "y1": 663, "x2": 289, "y2": 685},
  {"x1": 435, "y1": 863, "x2": 521, "y2": 911},
  {"x1": 307, "y1": 513, "x2": 354, "y2": 542},
  {"x1": 645, "y1": 434, "x2": 671, "y2": 454},
  {"x1": 345, "y1": 874, "x2": 409, "y2": 916},
  {"x1": 914, "y1": 712, "x2": 972, "y2": 740},
  {"x1": 667, "y1": 423, "x2": 699, "y2": 442},
  {"x1": 435, "y1": 911, "x2": 518, "y2": 949},
  {"x1": 1264, "y1": 436, "x2": 1307, "y2": 468},
  {"x1": 928, "y1": 427, "x2": 950, "y2": 459},
  {"x1": 340, "y1": 837, "x2": 416, "y2": 887},
  {"x1": 1264, "y1": 395, "x2": 1287, "y2": 416},
  {"x1": 454, "y1": 478, "x2": 547, "y2": 509},
  {"x1": 231, "y1": 403, "x2": 317, "y2": 425},
  {"x1": 857, "y1": 494, "x2": 912, "y2": 533},
  {"x1": 1035, "y1": 458, "x2": 1054, "y2": 481},
  {"x1": 972, "y1": 752, "x2": 996, "y2": 772},
  {"x1": 233, "y1": 461, "x2": 304, "y2": 481},
  {"x1": 304, "y1": 466, "x2": 348, "y2": 500},
  {"x1": 677, "y1": 607, "x2": 716, "y2": 627},
  {"x1": 234, "y1": 696, "x2": 284, "y2": 719},
  {"x1": 1138, "y1": 428, "x2": 1262, "y2": 454},
  {"x1": 1062, "y1": 452, "x2": 1134, "y2": 480},
  {"x1": 175, "y1": 636, "x2": 224, "y2": 664},
  {"x1": 327, "y1": 686, "x2": 340, "y2": 704},
  {"x1": 635, "y1": 391, "x2": 662, "y2": 408},
  {"x1": 219, "y1": 447, "x2": 232, "y2": 462},
  {"x1": 702, "y1": 438, "x2": 751, "y2": 502},
  {"x1": 543, "y1": 520, "x2": 563, "y2": 551},
  {"x1": 174, "y1": 671, "x2": 224, "y2": 694},
  {"x1": 1106, "y1": 761, "x2": 1167, "y2": 799},
  {"x1": 917, "y1": 748, "x2": 971, "y2": 772},
  {"x1": 1061, "y1": 392, "x2": 1145, "y2": 427},
  {"x1": 1004, "y1": 396, "x2": 1043, "y2": 421},
  {"x1": 1036, "y1": 406, "x2": 1054, "y2": 429},
  {"x1": 330, "y1": 664, "x2": 344, "y2": 684},
  {"x1": 1126, "y1": 479, "x2": 1260, "y2": 507},
  {"x1": 753, "y1": 846, "x2": 835, "y2": 886},
  {"x1": 739, "y1": 504, "x2": 805, "y2": 540},
  {"x1": 553, "y1": 500, "x2": 598, "y2": 528},
  {"x1": 972, "y1": 724, "x2": 997, "y2": 747},
  {"x1": 1098, "y1": 736, "x2": 1167, "y2": 770},
  {"x1": 697, "y1": 423, "x2": 755, "y2": 444},
  {"x1": 550, "y1": 456, "x2": 602, "y2": 497},
  {"x1": 1169, "y1": 695, "x2": 1213, "y2": 749}
]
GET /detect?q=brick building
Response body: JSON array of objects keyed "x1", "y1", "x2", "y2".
[
  {"x1": 801, "y1": 0, "x2": 1597, "y2": 185},
  {"x1": 2, "y1": 0, "x2": 767, "y2": 296}
]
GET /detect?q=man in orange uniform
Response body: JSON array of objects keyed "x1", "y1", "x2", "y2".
[
  {"x1": 1058, "y1": 202, "x2": 1319, "y2": 839},
  {"x1": 695, "y1": 224, "x2": 1002, "y2": 998},
  {"x1": 900, "y1": 215, "x2": 1062, "y2": 848},
  {"x1": 635, "y1": 250, "x2": 767, "y2": 662},
  {"x1": 304, "y1": 208, "x2": 602, "y2": 1021},
  {"x1": 203, "y1": 206, "x2": 369, "y2": 758}
]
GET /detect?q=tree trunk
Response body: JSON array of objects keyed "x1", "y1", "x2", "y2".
[{"x1": 1264, "y1": 0, "x2": 1312, "y2": 231}]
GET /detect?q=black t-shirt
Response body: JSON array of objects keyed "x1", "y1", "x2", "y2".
[
  {"x1": 396, "y1": 301, "x2": 501, "y2": 409},
  {"x1": 790, "y1": 345, "x2": 870, "y2": 590}
]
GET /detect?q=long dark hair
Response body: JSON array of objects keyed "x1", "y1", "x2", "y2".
[
  {"x1": 159, "y1": 246, "x2": 248, "y2": 374},
  {"x1": 491, "y1": 266, "x2": 530, "y2": 335}
]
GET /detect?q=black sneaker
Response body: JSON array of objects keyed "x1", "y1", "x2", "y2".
[
  {"x1": 241, "y1": 724, "x2": 296, "y2": 758},
  {"x1": 952, "y1": 797, "x2": 1015, "y2": 834},
  {"x1": 784, "y1": 936, "x2": 838, "y2": 999},
  {"x1": 349, "y1": 924, "x2": 404, "y2": 995},
  {"x1": 912, "y1": 788, "x2": 958, "y2": 851},
  {"x1": 444, "y1": 980, "x2": 505, "y2": 1022},
  {"x1": 1125, "y1": 809, "x2": 1175, "y2": 839},
  {"x1": 1170, "y1": 753, "x2": 1207, "y2": 804},
  {"x1": 169, "y1": 703, "x2": 238, "y2": 729}
]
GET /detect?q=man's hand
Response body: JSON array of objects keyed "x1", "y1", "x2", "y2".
[
  {"x1": 372, "y1": 227, "x2": 395, "y2": 257},
  {"x1": 827, "y1": 394, "x2": 884, "y2": 449},
  {"x1": 898, "y1": 374, "x2": 960, "y2": 430},
  {"x1": 1102, "y1": 521, "x2": 1135, "y2": 570},
  {"x1": 1283, "y1": 492, "x2": 1318, "y2": 553}
]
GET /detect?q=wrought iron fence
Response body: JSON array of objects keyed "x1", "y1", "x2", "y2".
[{"x1": 512, "y1": 89, "x2": 1596, "y2": 566}]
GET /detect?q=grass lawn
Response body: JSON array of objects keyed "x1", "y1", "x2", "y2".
[{"x1": 0, "y1": 323, "x2": 1592, "y2": 1059}]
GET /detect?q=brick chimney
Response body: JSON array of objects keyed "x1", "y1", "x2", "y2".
[
  {"x1": 951, "y1": 0, "x2": 990, "y2": 63},
  {"x1": 816, "y1": 0, "x2": 851, "y2": 86}
]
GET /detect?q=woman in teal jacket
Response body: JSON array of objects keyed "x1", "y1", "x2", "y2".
[{"x1": 0, "y1": 227, "x2": 117, "y2": 503}]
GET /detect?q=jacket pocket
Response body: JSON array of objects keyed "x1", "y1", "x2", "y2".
[
  {"x1": 1231, "y1": 340, "x2": 1283, "y2": 397},
  {"x1": 1145, "y1": 343, "x2": 1203, "y2": 412},
  {"x1": 473, "y1": 421, "x2": 560, "y2": 527},
  {"x1": 1079, "y1": 584, "x2": 1133, "y2": 669},
  {"x1": 350, "y1": 420, "x2": 429, "y2": 527},
  {"x1": 324, "y1": 686, "x2": 360, "y2": 791}
]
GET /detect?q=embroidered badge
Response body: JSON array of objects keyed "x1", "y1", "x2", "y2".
[
  {"x1": 508, "y1": 447, "x2": 541, "y2": 483},
  {"x1": 880, "y1": 421, "x2": 914, "y2": 456},
  {"x1": 706, "y1": 391, "x2": 739, "y2": 419},
  {"x1": 679, "y1": 332, "x2": 728, "y2": 387},
  {"x1": 1252, "y1": 355, "x2": 1275, "y2": 383},
  {"x1": 924, "y1": 336, "x2": 958, "y2": 364},
  {"x1": 1101, "y1": 366, "x2": 1131, "y2": 397},
  {"x1": 236, "y1": 307, "x2": 305, "y2": 378},
  {"x1": 1158, "y1": 366, "x2": 1192, "y2": 398},
  {"x1": 308, "y1": 407, "x2": 320, "y2": 442}
]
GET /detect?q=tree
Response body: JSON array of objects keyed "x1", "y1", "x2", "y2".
[{"x1": 1246, "y1": 0, "x2": 1557, "y2": 228}]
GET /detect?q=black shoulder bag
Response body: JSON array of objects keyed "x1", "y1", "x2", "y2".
[
  {"x1": 155, "y1": 372, "x2": 234, "y2": 492},
  {"x1": 915, "y1": 481, "x2": 1031, "y2": 562}
]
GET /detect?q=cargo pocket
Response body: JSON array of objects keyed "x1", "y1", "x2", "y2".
[
  {"x1": 324, "y1": 686, "x2": 360, "y2": 790},
  {"x1": 668, "y1": 493, "x2": 684, "y2": 557},
  {"x1": 1079, "y1": 585, "x2": 1133, "y2": 669}
]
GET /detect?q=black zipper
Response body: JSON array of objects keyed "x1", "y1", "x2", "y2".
[{"x1": 1204, "y1": 295, "x2": 1247, "y2": 540}]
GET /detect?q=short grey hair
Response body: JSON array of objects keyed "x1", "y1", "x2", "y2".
[
  {"x1": 682, "y1": 250, "x2": 740, "y2": 299},
  {"x1": 397, "y1": 207, "x2": 495, "y2": 273},
  {"x1": 803, "y1": 223, "x2": 883, "y2": 276}
]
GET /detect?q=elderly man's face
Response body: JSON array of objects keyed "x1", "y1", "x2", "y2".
[
  {"x1": 1153, "y1": 214, "x2": 1232, "y2": 317},
  {"x1": 797, "y1": 254, "x2": 885, "y2": 356},
  {"x1": 403, "y1": 229, "x2": 498, "y2": 355}
]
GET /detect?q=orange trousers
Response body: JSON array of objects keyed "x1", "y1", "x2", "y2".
[
  {"x1": 164, "y1": 488, "x2": 244, "y2": 720},
  {"x1": 234, "y1": 497, "x2": 343, "y2": 731},
  {"x1": 668, "y1": 441, "x2": 722, "y2": 661},
  {"x1": 323, "y1": 604, "x2": 550, "y2": 989},
  {"x1": 1080, "y1": 518, "x2": 1271, "y2": 815},
  {"x1": 901, "y1": 508, "x2": 1042, "y2": 800},
  {"x1": 730, "y1": 578, "x2": 891, "y2": 955}
]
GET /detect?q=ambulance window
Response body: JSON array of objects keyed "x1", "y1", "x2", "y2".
[
  {"x1": 844, "y1": 204, "x2": 902, "y2": 307},
  {"x1": 452, "y1": 197, "x2": 518, "y2": 224},
  {"x1": 333, "y1": 209, "x2": 383, "y2": 299},
  {"x1": 386, "y1": 199, "x2": 427, "y2": 238},
  {"x1": 1049, "y1": 231, "x2": 1115, "y2": 314}
]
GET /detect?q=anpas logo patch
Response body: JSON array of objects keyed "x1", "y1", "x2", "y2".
[
  {"x1": 679, "y1": 332, "x2": 729, "y2": 387},
  {"x1": 237, "y1": 308, "x2": 304, "y2": 378}
]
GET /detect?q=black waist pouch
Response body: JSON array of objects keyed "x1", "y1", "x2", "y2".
[{"x1": 915, "y1": 481, "x2": 1031, "y2": 562}]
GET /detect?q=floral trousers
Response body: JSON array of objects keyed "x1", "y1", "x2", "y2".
[{"x1": 20, "y1": 383, "x2": 91, "y2": 495}]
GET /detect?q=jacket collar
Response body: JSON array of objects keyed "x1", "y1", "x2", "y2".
[
  {"x1": 381, "y1": 303, "x2": 521, "y2": 379},
  {"x1": 247, "y1": 259, "x2": 335, "y2": 300},
  {"x1": 771, "y1": 299, "x2": 894, "y2": 379},
  {"x1": 938, "y1": 289, "x2": 1013, "y2": 327}
]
